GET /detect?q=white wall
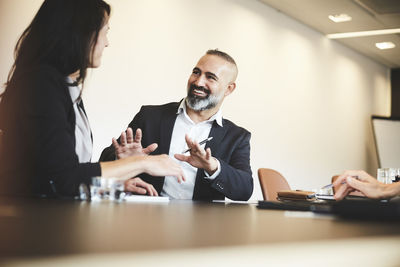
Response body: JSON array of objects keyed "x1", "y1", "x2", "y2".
[{"x1": 0, "y1": 0, "x2": 391, "y2": 200}]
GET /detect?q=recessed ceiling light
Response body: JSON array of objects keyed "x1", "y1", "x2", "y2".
[
  {"x1": 375, "y1": 42, "x2": 396, "y2": 50},
  {"x1": 328, "y1": 14, "x2": 352, "y2": 23},
  {"x1": 327, "y1": 28, "x2": 400, "y2": 39}
]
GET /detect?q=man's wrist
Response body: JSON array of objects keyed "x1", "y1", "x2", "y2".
[{"x1": 205, "y1": 158, "x2": 218, "y2": 175}]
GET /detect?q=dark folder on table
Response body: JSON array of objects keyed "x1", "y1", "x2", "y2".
[{"x1": 258, "y1": 197, "x2": 400, "y2": 221}]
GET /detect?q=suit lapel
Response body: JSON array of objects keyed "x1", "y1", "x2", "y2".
[
  {"x1": 193, "y1": 120, "x2": 228, "y2": 199},
  {"x1": 205, "y1": 120, "x2": 228, "y2": 158}
]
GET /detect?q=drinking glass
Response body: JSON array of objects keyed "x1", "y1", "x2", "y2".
[{"x1": 90, "y1": 177, "x2": 125, "y2": 201}]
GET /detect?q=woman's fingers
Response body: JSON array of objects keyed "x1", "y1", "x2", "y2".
[
  {"x1": 334, "y1": 183, "x2": 353, "y2": 200},
  {"x1": 143, "y1": 155, "x2": 186, "y2": 183},
  {"x1": 333, "y1": 170, "x2": 381, "y2": 200}
]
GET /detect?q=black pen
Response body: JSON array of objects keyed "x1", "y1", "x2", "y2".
[{"x1": 182, "y1": 137, "x2": 213, "y2": 154}]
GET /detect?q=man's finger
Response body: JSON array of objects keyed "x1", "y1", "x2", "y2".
[
  {"x1": 134, "y1": 128, "x2": 142, "y2": 143},
  {"x1": 185, "y1": 134, "x2": 195, "y2": 149},
  {"x1": 174, "y1": 154, "x2": 189, "y2": 162},
  {"x1": 126, "y1": 127, "x2": 134, "y2": 143},
  {"x1": 126, "y1": 182, "x2": 147, "y2": 194},
  {"x1": 205, "y1": 148, "x2": 212, "y2": 160},
  {"x1": 120, "y1": 131, "x2": 127, "y2": 146},
  {"x1": 151, "y1": 186, "x2": 158, "y2": 196},
  {"x1": 135, "y1": 180, "x2": 155, "y2": 196},
  {"x1": 112, "y1": 138, "x2": 120, "y2": 149},
  {"x1": 130, "y1": 186, "x2": 147, "y2": 195},
  {"x1": 143, "y1": 143, "x2": 158, "y2": 154},
  {"x1": 193, "y1": 140, "x2": 206, "y2": 156}
]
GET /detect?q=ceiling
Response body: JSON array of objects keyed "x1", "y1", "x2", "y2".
[{"x1": 259, "y1": 0, "x2": 400, "y2": 68}]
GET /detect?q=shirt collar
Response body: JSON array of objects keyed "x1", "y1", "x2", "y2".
[
  {"x1": 177, "y1": 98, "x2": 223, "y2": 127},
  {"x1": 66, "y1": 76, "x2": 81, "y2": 104}
]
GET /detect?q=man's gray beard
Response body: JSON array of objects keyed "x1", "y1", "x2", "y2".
[{"x1": 186, "y1": 92, "x2": 223, "y2": 111}]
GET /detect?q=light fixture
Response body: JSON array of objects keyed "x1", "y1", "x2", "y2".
[
  {"x1": 375, "y1": 42, "x2": 396, "y2": 50},
  {"x1": 327, "y1": 28, "x2": 400, "y2": 39},
  {"x1": 328, "y1": 14, "x2": 352, "y2": 23}
]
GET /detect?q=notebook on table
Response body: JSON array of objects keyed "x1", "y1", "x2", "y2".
[
  {"x1": 257, "y1": 200, "x2": 332, "y2": 211},
  {"x1": 258, "y1": 197, "x2": 400, "y2": 221},
  {"x1": 323, "y1": 198, "x2": 400, "y2": 220}
]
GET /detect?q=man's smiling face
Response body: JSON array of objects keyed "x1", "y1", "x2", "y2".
[{"x1": 186, "y1": 54, "x2": 236, "y2": 111}]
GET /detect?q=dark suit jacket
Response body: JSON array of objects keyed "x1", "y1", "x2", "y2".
[
  {"x1": 100, "y1": 102, "x2": 253, "y2": 201},
  {"x1": 0, "y1": 65, "x2": 101, "y2": 197}
]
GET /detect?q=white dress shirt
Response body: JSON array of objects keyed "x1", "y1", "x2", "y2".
[
  {"x1": 66, "y1": 77, "x2": 93, "y2": 163},
  {"x1": 161, "y1": 99, "x2": 222, "y2": 199}
]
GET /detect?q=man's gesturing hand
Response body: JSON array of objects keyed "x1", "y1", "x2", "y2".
[
  {"x1": 112, "y1": 128, "x2": 158, "y2": 159},
  {"x1": 174, "y1": 134, "x2": 218, "y2": 175}
]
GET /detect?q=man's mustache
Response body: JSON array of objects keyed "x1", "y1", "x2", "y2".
[{"x1": 189, "y1": 84, "x2": 211, "y2": 96}]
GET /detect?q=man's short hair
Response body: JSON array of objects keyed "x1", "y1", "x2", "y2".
[{"x1": 206, "y1": 49, "x2": 237, "y2": 66}]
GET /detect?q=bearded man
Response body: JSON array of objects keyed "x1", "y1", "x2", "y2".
[{"x1": 100, "y1": 49, "x2": 253, "y2": 201}]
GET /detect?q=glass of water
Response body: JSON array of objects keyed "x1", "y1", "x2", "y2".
[
  {"x1": 90, "y1": 177, "x2": 125, "y2": 201},
  {"x1": 377, "y1": 168, "x2": 400, "y2": 184}
]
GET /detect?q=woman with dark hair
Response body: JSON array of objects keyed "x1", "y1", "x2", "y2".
[{"x1": 0, "y1": 0, "x2": 185, "y2": 197}]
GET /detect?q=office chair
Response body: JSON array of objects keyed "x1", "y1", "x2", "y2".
[{"x1": 258, "y1": 168, "x2": 290, "y2": 201}]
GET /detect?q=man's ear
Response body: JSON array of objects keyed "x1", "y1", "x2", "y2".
[{"x1": 224, "y1": 82, "x2": 236, "y2": 97}]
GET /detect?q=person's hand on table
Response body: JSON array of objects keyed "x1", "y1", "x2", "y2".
[
  {"x1": 112, "y1": 128, "x2": 158, "y2": 159},
  {"x1": 124, "y1": 177, "x2": 158, "y2": 196},
  {"x1": 174, "y1": 134, "x2": 218, "y2": 175},
  {"x1": 333, "y1": 170, "x2": 394, "y2": 200}
]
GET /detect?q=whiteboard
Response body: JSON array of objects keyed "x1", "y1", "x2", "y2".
[{"x1": 372, "y1": 116, "x2": 400, "y2": 168}]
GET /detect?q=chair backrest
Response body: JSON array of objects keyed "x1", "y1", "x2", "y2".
[{"x1": 258, "y1": 168, "x2": 290, "y2": 201}]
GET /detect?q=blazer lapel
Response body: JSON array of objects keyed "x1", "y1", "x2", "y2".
[
  {"x1": 205, "y1": 120, "x2": 228, "y2": 160},
  {"x1": 193, "y1": 120, "x2": 228, "y2": 200}
]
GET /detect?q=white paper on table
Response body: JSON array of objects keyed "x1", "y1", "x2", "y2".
[
  {"x1": 123, "y1": 195, "x2": 170, "y2": 203},
  {"x1": 315, "y1": 194, "x2": 335, "y2": 200}
]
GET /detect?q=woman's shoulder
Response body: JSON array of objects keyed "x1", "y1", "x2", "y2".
[
  {"x1": 25, "y1": 64, "x2": 65, "y2": 84},
  {"x1": 15, "y1": 65, "x2": 66, "y2": 94},
  {"x1": 4, "y1": 65, "x2": 70, "y2": 108}
]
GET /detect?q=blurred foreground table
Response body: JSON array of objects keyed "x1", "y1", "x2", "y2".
[{"x1": 0, "y1": 197, "x2": 399, "y2": 265}]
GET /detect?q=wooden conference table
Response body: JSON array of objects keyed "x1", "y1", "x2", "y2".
[{"x1": 1, "y1": 197, "x2": 400, "y2": 265}]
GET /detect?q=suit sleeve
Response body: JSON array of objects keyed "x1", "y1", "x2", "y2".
[
  {"x1": 24, "y1": 69, "x2": 101, "y2": 196},
  {"x1": 99, "y1": 106, "x2": 145, "y2": 162},
  {"x1": 210, "y1": 132, "x2": 253, "y2": 201}
]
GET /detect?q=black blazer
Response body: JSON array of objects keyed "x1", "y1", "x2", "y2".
[
  {"x1": 0, "y1": 65, "x2": 101, "y2": 197},
  {"x1": 100, "y1": 102, "x2": 253, "y2": 201}
]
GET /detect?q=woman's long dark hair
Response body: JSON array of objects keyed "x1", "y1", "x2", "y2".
[{"x1": 5, "y1": 0, "x2": 110, "y2": 89}]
